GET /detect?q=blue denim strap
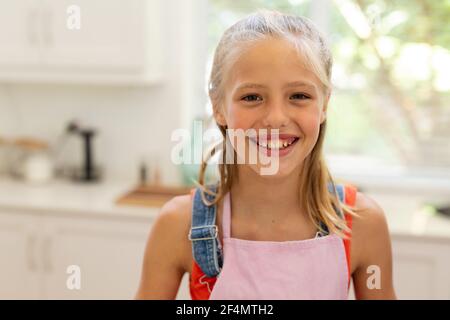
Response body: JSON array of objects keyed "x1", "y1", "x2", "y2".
[
  {"x1": 189, "y1": 185, "x2": 223, "y2": 278},
  {"x1": 319, "y1": 183, "x2": 346, "y2": 235},
  {"x1": 328, "y1": 182, "x2": 345, "y2": 217}
]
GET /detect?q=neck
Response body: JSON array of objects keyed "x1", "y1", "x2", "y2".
[{"x1": 230, "y1": 164, "x2": 304, "y2": 221}]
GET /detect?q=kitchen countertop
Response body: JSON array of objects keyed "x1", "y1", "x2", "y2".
[
  {"x1": 366, "y1": 191, "x2": 450, "y2": 241},
  {"x1": 0, "y1": 176, "x2": 160, "y2": 220},
  {"x1": 0, "y1": 176, "x2": 449, "y2": 241}
]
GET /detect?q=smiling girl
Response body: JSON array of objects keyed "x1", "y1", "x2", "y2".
[{"x1": 135, "y1": 10, "x2": 396, "y2": 300}]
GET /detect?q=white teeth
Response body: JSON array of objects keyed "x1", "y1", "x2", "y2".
[{"x1": 258, "y1": 139, "x2": 296, "y2": 150}]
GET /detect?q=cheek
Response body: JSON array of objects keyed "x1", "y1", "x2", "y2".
[
  {"x1": 295, "y1": 110, "x2": 322, "y2": 137},
  {"x1": 225, "y1": 103, "x2": 255, "y2": 130},
  {"x1": 304, "y1": 115, "x2": 322, "y2": 131}
]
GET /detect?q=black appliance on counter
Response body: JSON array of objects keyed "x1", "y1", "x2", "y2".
[{"x1": 66, "y1": 121, "x2": 101, "y2": 182}]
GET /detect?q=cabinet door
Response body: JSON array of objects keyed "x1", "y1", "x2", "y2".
[
  {"x1": 0, "y1": 0, "x2": 42, "y2": 67},
  {"x1": 392, "y1": 235, "x2": 450, "y2": 299},
  {"x1": 41, "y1": 0, "x2": 149, "y2": 70},
  {"x1": 0, "y1": 211, "x2": 42, "y2": 299},
  {"x1": 42, "y1": 215, "x2": 152, "y2": 299}
]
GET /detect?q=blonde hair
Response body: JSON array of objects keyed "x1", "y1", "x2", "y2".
[{"x1": 198, "y1": 10, "x2": 356, "y2": 237}]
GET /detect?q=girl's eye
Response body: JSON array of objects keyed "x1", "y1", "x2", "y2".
[
  {"x1": 290, "y1": 93, "x2": 310, "y2": 100},
  {"x1": 241, "y1": 94, "x2": 262, "y2": 102}
]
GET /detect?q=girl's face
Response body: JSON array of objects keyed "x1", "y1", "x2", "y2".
[{"x1": 216, "y1": 37, "x2": 329, "y2": 178}]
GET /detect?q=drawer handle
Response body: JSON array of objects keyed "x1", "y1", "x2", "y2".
[
  {"x1": 43, "y1": 236, "x2": 53, "y2": 273},
  {"x1": 26, "y1": 234, "x2": 38, "y2": 272}
]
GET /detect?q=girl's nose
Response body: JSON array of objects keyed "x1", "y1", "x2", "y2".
[{"x1": 262, "y1": 100, "x2": 289, "y2": 128}]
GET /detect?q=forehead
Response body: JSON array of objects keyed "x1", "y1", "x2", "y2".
[{"x1": 226, "y1": 37, "x2": 321, "y2": 90}]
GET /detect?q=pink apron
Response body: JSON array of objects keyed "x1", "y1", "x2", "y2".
[{"x1": 209, "y1": 192, "x2": 349, "y2": 300}]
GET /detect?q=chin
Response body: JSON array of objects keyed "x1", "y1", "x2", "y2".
[
  {"x1": 237, "y1": 141, "x2": 308, "y2": 178},
  {"x1": 247, "y1": 159, "x2": 301, "y2": 179}
]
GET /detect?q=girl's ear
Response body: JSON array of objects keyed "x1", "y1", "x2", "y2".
[
  {"x1": 320, "y1": 91, "x2": 331, "y2": 124},
  {"x1": 213, "y1": 105, "x2": 227, "y2": 127},
  {"x1": 320, "y1": 112, "x2": 326, "y2": 124}
]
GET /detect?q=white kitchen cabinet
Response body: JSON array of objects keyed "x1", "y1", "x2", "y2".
[
  {"x1": 346, "y1": 235, "x2": 450, "y2": 300},
  {"x1": 0, "y1": 208, "x2": 155, "y2": 299},
  {"x1": 41, "y1": 215, "x2": 151, "y2": 299},
  {"x1": 0, "y1": 211, "x2": 42, "y2": 299},
  {"x1": 391, "y1": 235, "x2": 450, "y2": 299},
  {"x1": 41, "y1": 0, "x2": 147, "y2": 70},
  {"x1": 0, "y1": 0, "x2": 41, "y2": 67},
  {"x1": 0, "y1": 0, "x2": 162, "y2": 84}
]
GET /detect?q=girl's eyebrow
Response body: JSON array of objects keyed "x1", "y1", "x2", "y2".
[
  {"x1": 284, "y1": 81, "x2": 317, "y2": 90},
  {"x1": 235, "y1": 83, "x2": 266, "y2": 90},
  {"x1": 235, "y1": 81, "x2": 316, "y2": 91}
]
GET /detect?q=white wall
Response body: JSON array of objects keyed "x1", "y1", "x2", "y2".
[{"x1": 0, "y1": 0, "x2": 208, "y2": 184}]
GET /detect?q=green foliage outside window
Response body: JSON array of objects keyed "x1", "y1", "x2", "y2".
[{"x1": 206, "y1": 0, "x2": 450, "y2": 171}]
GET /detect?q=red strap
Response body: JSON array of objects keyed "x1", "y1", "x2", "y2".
[
  {"x1": 343, "y1": 184, "x2": 357, "y2": 287},
  {"x1": 189, "y1": 187, "x2": 216, "y2": 299},
  {"x1": 189, "y1": 188, "x2": 196, "y2": 199},
  {"x1": 189, "y1": 261, "x2": 216, "y2": 300}
]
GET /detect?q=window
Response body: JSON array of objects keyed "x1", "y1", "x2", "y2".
[{"x1": 204, "y1": 0, "x2": 450, "y2": 180}]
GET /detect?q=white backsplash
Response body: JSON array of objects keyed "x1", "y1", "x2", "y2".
[{"x1": 0, "y1": 0, "x2": 207, "y2": 185}]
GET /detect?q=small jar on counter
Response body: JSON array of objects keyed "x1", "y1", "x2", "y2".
[{"x1": 9, "y1": 138, "x2": 55, "y2": 184}]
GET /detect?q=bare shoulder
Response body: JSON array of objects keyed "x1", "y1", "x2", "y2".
[
  {"x1": 148, "y1": 194, "x2": 193, "y2": 271},
  {"x1": 350, "y1": 192, "x2": 396, "y2": 299},
  {"x1": 352, "y1": 192, "x2": 389, "y2": 234},
  {"x1": 351, "y1": 191, "x2": 391, "y2": 271},
  {"x1": 135, "y1": 194, "x2": 193, "y2": 299},
  {"x1": 157, "y1": 194, "x2": 192, "y2": 225}
]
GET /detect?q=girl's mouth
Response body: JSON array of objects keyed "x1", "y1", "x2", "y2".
[
  {"x1": 256, "y1": 137, "x2": 298, "y2": 149},
  {"x1": 249, "y1": 134, "x2": 300, "y2": 157}
]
